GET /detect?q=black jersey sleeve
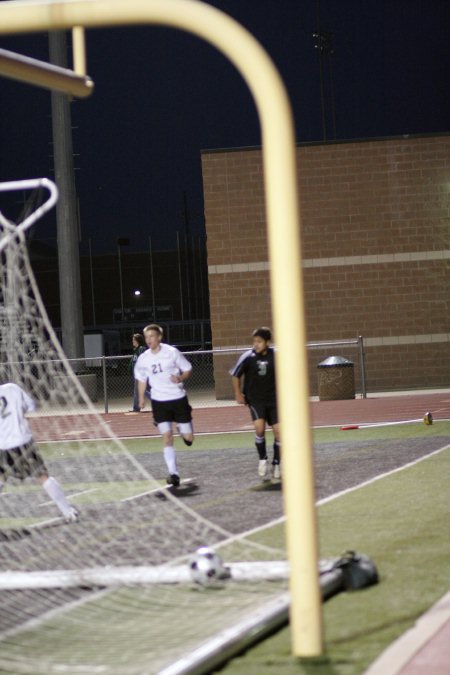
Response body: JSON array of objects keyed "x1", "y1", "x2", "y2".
[{"x1": 229, "y1": 349, "x2": 253, "y2": 378}]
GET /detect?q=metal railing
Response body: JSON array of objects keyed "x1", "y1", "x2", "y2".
[{"x1": 4, "y1": 338, "x2": 366, "y2": 415}]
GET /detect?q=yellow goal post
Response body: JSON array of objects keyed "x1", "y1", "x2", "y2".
[{"x1": 0, "y1": 0, "x2": 322, "y2": 657}]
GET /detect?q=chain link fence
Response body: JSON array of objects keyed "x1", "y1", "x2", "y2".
[{"x1": 6, "y1": 339, "x2": 366, "y2": 415}]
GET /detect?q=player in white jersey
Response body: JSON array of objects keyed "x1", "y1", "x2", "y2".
[
  {"x1": 134, "y1": 324, "x2": 194, "y2": 487},
  {"x1": 0, "y1": 382, "x2": 78, "y2": 522}
]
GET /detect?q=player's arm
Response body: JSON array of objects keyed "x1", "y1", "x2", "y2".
[
  {"x1": 231, "y1": 375, "x2": 246, "y2": 405},
  {"x1": 171, "y1": 369, "x2": 191, "y2": 384},
  {"x1": 137, "y1": 379, "x2": 147, "y2": 409},
  {"x1": 171, "y1": 351, "x2": 192, "y2": 384},
  {"x1": 21, "y1": 388, "x2": 36, "y2": 414}
]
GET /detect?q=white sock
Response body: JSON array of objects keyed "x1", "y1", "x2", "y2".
[
  {"x1": 163, "y1": 446, "x2": 178, "y2": 475},
  {"x1": 42, "y1": 476, "x2": 72, "y2": 517}
]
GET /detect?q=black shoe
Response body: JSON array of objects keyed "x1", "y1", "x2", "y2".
[
  {"x1": 183, "y1": 438, "x2": 193, "y2": 447},
  {"x1": 167, "y1": 474, "x2": 180, "y2": 488}
]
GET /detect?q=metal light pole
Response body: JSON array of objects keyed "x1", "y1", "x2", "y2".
[
  {"x1": 117, "y1": 237, "x2": 130, "y2": 320},
  {"x1": 148, "y1": 236, "x2": 156, "y2": 321}
]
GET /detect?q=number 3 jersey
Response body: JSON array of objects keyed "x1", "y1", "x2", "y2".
[
  {"x1": 230, "y1": 347, "x2": 277, "y2": 404},
  {"x1": 134, "y1": 343, "x2": 192, "y2": 401},
  {"x1": 0, "y1": 382, "x2": 35, "y2": 451}
]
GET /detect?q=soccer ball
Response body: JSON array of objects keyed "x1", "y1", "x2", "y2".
[{"x1": 188, "y1": 546, "x2": 229, "y2": 585}]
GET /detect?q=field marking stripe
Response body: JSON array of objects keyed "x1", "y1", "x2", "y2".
[
  {"x1": 38, "y1": 487, "x2": 98, "y2": 507},
  {"x1": 232, "y1": 443, "x2": 450, "y2": 542},
  {"x1": 317, "y1": 443, "x2": 450, "y2": 506},
  {"x1": 1, "y1": 444, "x2": 447, "y2": 648},
  {"x1": 38, "y1": 429, "x2": 257, "y2": 444},
  {"x1": 0, "y1": 588, "x2": 110, "y2": 643},
  {"x1": 121, "y1": 479, "x2": 196, "y2": 502}
]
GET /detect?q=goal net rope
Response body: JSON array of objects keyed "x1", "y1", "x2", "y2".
[{"x1": 0, "y1": 180, "x2": 289, "y2": 674}]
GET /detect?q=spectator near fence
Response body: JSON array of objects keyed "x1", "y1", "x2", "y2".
[{"x1": 129, "y1": 333, "x2": 146, "y2": 413}]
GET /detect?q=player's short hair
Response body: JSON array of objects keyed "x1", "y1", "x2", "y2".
[
  {"x1": 252, "y1": 326, "x2": 272, "y2": 342},
  {"x1": 133, "y1": 333, "x2": 144, "y2": 345},
  {"x1": 144, "y1": 323, "x2": 163, "y2": 337}
]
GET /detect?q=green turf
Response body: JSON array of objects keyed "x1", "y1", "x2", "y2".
[
  {"x1": 3, "y1": 424, "x2": 449, "y2": 673},
  {"x1": 312, "y1": 418, "x2": 450, "y2": 443},
  {"x1": 40, "y1": 419, "x2": 450, "y2": 460},
  {"x1": 39, "y1": 430, "x2": 258, "y2": 459},
  {"x1": 220, "y1": 443, "x2": 450, "y2": 674}
]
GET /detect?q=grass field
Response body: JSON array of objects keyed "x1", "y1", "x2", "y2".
[
  {"x1": 220, "y1": 427, "x2": 450, "y2": 674},
  {"x1": 0, "y1": 421, "x2": 449, "y2": 674}
]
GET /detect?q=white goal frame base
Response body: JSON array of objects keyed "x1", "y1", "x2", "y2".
[{"x1": 0, "y1": 561, "x2": 290, "y2": 590}]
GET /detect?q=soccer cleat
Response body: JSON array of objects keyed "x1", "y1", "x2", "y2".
[
  {"x1": 182, "y1": 438, "x2": 193, "y2": 447},
  {"x1": 167, "y1": 474, "x2": 180, "y2": 488},
  {"x1": 258, "y1": 459, "x2": 269, "y2": 479},
  {"x1": 64, "y1": 507, "x2": 79, "y2": 523},
  {"x1": 272, "y1": 464, "x2": 281, "y2": 480}
]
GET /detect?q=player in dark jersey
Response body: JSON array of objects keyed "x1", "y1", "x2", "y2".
[{"x1": 230, "y1": 327, "x2": 281, "y2": 481}]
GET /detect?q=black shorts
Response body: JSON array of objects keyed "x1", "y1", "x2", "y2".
[
  {"x1": 151, "y1": 397, "x2": 192, "y2": 426},
  {"x1": 0, "y1": 441, "x2": 48, "y2": 481},
  {"x1": 248, "y1": 401, "x2": 278, "y2": 426}
]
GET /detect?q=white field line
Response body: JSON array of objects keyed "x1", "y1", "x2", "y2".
[
  {"x1": 1, "y1": 441, "x2": 448, "y2": 644},
  {"x1": 121, "y1": 478, "x2": 196, "y2": 502},
  {"x1": 317, "y1": 443, "x2": 450, "y2": 506},
  {"x1": 0, "y1": 588, "x2": 110, "y2": 643},
  {"x1": 316, "y1": 417, "x2": 450, "y2": 429},
  {"x1": 341, "y1": 418, "x2": 422, "y2": 429},
  {"x1": 229, "y1": 442, "x2": 450, "y2": 543},
  {"x1": 39, "y1": 429, "x2": 256, "y2": 444},
  {"x1": 38, "y1": 419, "x2": 450, "y2": 443},
  {"x1": 38, "y1": 487, "x2": 98, "y2": 507}
]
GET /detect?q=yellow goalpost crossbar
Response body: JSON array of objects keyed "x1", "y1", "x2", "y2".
[
  {"x1": 0, "y1": 0, "x2": 323, "y2": 657},
  {"x1": 0, "y1": 45, "x2": 93, "y2": 96}
]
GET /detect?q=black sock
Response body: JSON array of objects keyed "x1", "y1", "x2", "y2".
[
  {"x1": 255, "y1": 435, "x2": 267, "y2": 460},
  {"x1": 273, "y1": 441, "x2": 280, "y2": 464}
]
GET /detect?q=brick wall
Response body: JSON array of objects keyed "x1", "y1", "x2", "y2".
[{"x1": 202, "y1": 134, "x2": 450, "y2": 397}]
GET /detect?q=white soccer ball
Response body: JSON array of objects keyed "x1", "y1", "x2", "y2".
[{"x1": 188, "y1": 546, "x2": 228, "y2": 586}]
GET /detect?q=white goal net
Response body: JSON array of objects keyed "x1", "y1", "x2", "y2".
[{"x1": 0, "y1": 180, "x2": 289, "y2": 674}]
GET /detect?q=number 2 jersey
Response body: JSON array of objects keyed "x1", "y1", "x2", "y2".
[
  {"x1": 134, "y1": 343, "x2": 192, "y2": 402},
  {"x1": 230, "y1": 347, "x2": 277, "y2": 404},
  {"x1": 0, "y1": 382, "x2": 35, "y2": 451}
]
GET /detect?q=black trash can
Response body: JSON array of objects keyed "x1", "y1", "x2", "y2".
[{"x1": 317, "y1": 356, "x2": 355, "y2": 401}]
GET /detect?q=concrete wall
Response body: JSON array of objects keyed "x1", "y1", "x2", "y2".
[{"x1": 202, "y1": 134, "x2": 450, "y2": 397}]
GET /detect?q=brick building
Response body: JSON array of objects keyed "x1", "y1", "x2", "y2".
[{"x1": 202, "y1": 133, "x2": 450, "y2": 397}]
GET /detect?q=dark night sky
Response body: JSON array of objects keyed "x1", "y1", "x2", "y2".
[{"x1": 0, "y1": 0, "x2": 449, "y2": 254}]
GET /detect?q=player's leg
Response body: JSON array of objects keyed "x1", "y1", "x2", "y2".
[
  {"x1": 271, "y1": 422, "x2": 281, "y2": 479},
  {"x1": 251, "y1": 411, "x2": 269, "y2": 479},
  {"x1": 178, "y1": 422, "x2": 193, "y2": 446},
  {"x1": 175, "y1": 397, "x2": 194, "y2": 446},
  {"x1": 267, "y1": 405, "x2": 281, "y2": 479},
  {"x1": 0, "y1": 455, "x2": 7, "y2": 493},
  {"x1": 38, "y1": 473, "x2": 79, "y2": 521},
  {"x1": 9, "y1": 443, "x2": 78, "y2": 521},
  {"x1": 131, "y1": 379, "x2": 140, "y2": 412},
  {"x1": 23, "y1": 444, "x2": 79, "y2": 521},
  {"x1": 158, "y1": 422, "x2": 180, "y2": 487},
  {"x1": 151, "y1": 399, "x2": 180, "y2": 486}
]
